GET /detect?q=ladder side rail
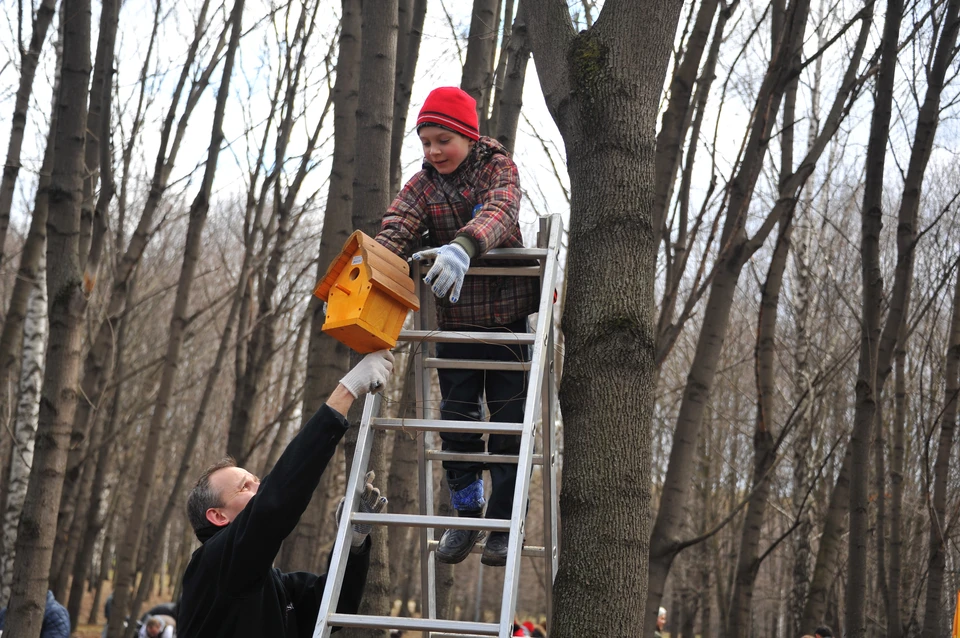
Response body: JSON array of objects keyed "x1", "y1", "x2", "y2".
[
  {"x1": 413, "y1": 259, "x2": 438, "y2": 628},
  {"x1": 498, "y1": 216, "x2": 563, "y2": 637},
  {"x1": 541, "y1": 320, "x2": 559, "y2": 633},
  {"x1": 313, "y1": 393, "x2": 383, "y2": 638}
]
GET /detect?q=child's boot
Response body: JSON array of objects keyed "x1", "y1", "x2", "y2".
[{"x1": 436, "y1": 478, "x2": 484, "y2": 564}]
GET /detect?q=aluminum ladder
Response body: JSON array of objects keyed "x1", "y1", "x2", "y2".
[{"x1": 313, "y1": 214, "x2": 562, "y2": 638}]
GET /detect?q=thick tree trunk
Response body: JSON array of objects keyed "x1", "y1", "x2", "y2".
[
  {"x1": 104, "y1": 2, "x2": 245, "y2": 635},
  {"x1": 0, "y1": 249, "x2": 47, "y2": 606},
  {"x1": 2, "y1": 0, "x2": 92, "y2": 633},
  {"x1": 344, "y1": 2, "x2": 398, "y2": 635},
  {"x1": 525, "y1": 2, "x2": 683, "y2": 635},
  {"x1": 0, "y1": 0, "x2": 57, "y2": 270},
  {"x1": 293, "y1": 0, "x2": 360, "y2": 567},
  {"x1": 921, "y1": 253, "x2": 960, "y2": 638},
  {"x1": 387, "y1": 352, "x2": 419, "y2": 607}
]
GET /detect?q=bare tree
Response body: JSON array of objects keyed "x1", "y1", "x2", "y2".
[
  {"x1": 524, "y1": 1, "x2": 683, "y2": 635},
  {"x1": 2, "y1": 0, "x2": 92, "y2": 632},
  {"x1": 0, "y1": 0, "x2": 57, "y2": 270},
  {"x1": 105, "y1": 0, "x2": 246, "y2": 634}
]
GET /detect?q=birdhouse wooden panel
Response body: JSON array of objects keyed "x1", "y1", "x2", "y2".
[{"x1": 313, "y1": 230, "x2": 420, "y2": 353}]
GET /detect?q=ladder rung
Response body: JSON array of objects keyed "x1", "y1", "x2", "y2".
[
  {"x1": 427, "y1": 539, "x2": 546, "y2": 558},
  {"x1": 425, "y1": 450, "x2": 544, "y2": 465},
  {"x1": 327, "y1": 613, "x2": 499, "y2": 635},
  {"x1": 352, "y1": 513, "x2": 511, "y2": 531},
  {"x1": 398, "y1": 330, "x2": 535, "y2": 345},
  {"x1": 467, "y1": 266, "x2": 541, "y2": 277},
  {"x1": 431, "y1": 634, "x2": 499, "y2": 638},
  {"x1": 481, "y1": 247, "x2": 549, "y2": 259},
  {"x1": 371, "y1": 417, "x2": 524, "y2": 435},
  {"x1": 424, "y1": 358, "x2": 530, "y2": 372}
]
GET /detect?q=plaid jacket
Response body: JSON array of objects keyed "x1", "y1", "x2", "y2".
[{"x1": 376, "y1": 137, "x2": 539, "y2": 329}]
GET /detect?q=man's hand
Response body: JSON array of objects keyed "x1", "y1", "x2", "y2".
[
  {"x1": 339, "y1": 350, "x2": 395, "y2": 398},
  {"x1": 336, "y1": 471, "x2": 388, "y2": 549},
  {"x1": 413, "y1": 242, "x2": 470, "y2": 303}
]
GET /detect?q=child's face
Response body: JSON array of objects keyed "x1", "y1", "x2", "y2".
[{"x1": 419, "y1": 126, "x2": 474, "y2": 174}]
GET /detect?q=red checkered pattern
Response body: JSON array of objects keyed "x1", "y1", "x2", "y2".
[{"x1": 376, "y1": 137, "x2": 539, "y2": 329}]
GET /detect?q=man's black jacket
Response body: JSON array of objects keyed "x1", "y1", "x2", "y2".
[{"x1": 178, "y1": 404, "x2": 370, "y2": 638}]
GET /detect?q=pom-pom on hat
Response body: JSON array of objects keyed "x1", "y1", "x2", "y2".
[{"x1": 417, "y1": 87, "x2": 480, "y2": 141}]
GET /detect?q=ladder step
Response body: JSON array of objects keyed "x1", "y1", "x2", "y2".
[
  {"x1": 398, "y1": 330, "x2": 535, "y2": 345},
  {"x1": 425, "y1": 450, "x2": 544, "y2": 465},
  {"x1": 371, "y1": 417, "x2": 524, "y2": 435},
  {"x1": 467, "y1": 266, "x2": 541, "y2": 277},
  {"x1": 352, "y1": 513, "x2": 511, "y2": 531},
  {"x1": 424, "y1": 358, "x2": 530, "y2": 371},
  {"x1": 427, "y1": 538, "x2": 546, "y2": 559},
  {"x1": 327, "y1": 613, "x2": 499, "y2": 635}
]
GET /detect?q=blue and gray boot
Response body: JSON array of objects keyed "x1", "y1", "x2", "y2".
[{"x1": 436, "y1": 479, "x2": 485, "y2": 564}]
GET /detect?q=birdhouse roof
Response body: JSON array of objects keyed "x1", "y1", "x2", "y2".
[{"x1": 315, "y1": 230, "x2": 420, "y2": 311}]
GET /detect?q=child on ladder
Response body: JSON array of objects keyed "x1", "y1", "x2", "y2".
[{"x1": 375, "y1": 86, "x2": 538, "y2": 566}]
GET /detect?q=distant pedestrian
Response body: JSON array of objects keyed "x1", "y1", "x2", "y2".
[
  {"x1": 0, "y1": 590, "x2": 71, "y2": 638},
  {"x1": 654, "y1": 607, "x2": 667, "y2": 638},
  {"x1": 814, "y1": 626, "x2": 833, "y2": 638}
]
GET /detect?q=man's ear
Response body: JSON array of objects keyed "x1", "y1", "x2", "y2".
[{"x1": 205, "y1": 507, "x2": 229, "y2": 527}]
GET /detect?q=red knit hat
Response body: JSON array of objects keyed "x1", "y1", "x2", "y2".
[{"x1": 416, "y1": 87, "x2": 480, "y2": 141}]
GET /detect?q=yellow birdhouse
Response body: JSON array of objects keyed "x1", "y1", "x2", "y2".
[{"x1": 314, "y1": 230, "x2": 420, "y2": 353}]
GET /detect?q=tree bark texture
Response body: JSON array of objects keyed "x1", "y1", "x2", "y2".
[
  {"x1": 525, "y1": 2, "x2": 683, "y2": 635},
  {"x1": 0, "y1": 0, "x2": 57, "y2": 270},
  {"x1": 344, "y1": 2, "x2": 397, "y2": 635},
  {"x1": 293, "y1": 0, "x2": 360, "y2": 567},
  {"x1": 461, "y1": 0, "x2": 500, "y2": 134},
  {"x1": 104, "y1": 1, "x2": 245, "y2": 635},
  {"x1": 922, "y1": 250, "x2": 960, "y2": 638},
  {"x1": 3, "y1": 0, "x2": 91, "y2": 633},
  {"x1": 492, "y1": 0, "x2": 530, "y2": 153},
  {"x1": 390, "y1": 0, "x2": 426, "y2": 195},
  {"x1": 0, "y1": 249, "x2": 47, "y2": 607}
]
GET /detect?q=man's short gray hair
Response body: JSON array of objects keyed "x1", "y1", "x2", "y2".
[{"x1": 186, "y1": 457, "x2": 237, "y2": 534}]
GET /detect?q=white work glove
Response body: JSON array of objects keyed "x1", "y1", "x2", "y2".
[
  {"x1": 339, "y1": 350, "x2": 395, "y2": 398},
  {"x1": 413, "y1": 242, "x2": 470, "y2": 303},
  {"x1": 336, "y1": 471, "x2": 388, "y2": 548}
]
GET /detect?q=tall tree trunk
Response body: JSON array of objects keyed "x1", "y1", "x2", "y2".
[
  {"x1": 525, "y1": 2, "x2": 683, "y2": 635},
  {"x1": 387, "y1": 351, "x2": 419, "y2": 607},
  {"x1": 50, "y1": 0, "x2": 119, "y2": 592},
  {"x1": 0, "y1": 0, "x2": 57, "y2": 271},
  {"x1": 0, "y1": 249, "x2": 47, "y2": 607},
  {"x1": 921, "y1": 258, "x2": 960, "y2": 637},
  {"x1": 104, "y1": 1, "x2": 245, "y2": 635},
  {"x1": 66, "y1": 272, "x2": 136, "y2": 627},
  {"x1": 53, "y1": 0, "x2": 217, "y2": 586},
  {"x1": 390, "y1": 0, "x2": 427, "y2": 195},
  {"x1": 652, "y1": 0, "x2": 718, "y2": 239},
  {"x1": 848, "y1": 2, "x2": 959, "y2": 634},
  {"x1": 887, "y1": 320, "x2": 907, "y2": 638},
  {"x1": 291, "y1": 0, "x2": 360, "y2": 569},
  {"x1": 724, "y1": 210, "x2": 793, "y2": 638},
  {"x1": 461, "y1": 0, "x2": 499, "y2": 133},
  {"x1": 491, "y1": 0, "x2": 529, "y2": 153},
  {"x1": 344, "y1": 2, "x2": 397, "y2": 635},
  {"x1": 2, "y1": 0, "x2": 92, "y2": 633}
]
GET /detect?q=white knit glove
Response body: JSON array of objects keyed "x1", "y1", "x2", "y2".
[
  {"x1": 336, "y1": 471, "x2": 388, "y2": 548},
  {"x1": 339, "y1": 350, "x2": 395, "y2": 398},
  {"x1": 413, "y1": 242, "x2": 470, "y2": 303}
]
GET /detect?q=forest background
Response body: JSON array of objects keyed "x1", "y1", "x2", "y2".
[{"x1": 0, "y1": 0, "x2": 958, "y2": 637}]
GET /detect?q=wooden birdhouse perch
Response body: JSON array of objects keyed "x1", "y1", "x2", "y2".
[{"x1": 314, "y1": 230, "x2": 420, "y2": 353}]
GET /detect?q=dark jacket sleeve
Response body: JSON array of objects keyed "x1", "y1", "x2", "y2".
[
  {"x1": 218, "y1": 404, "x2": 350, "y2": 594},
  {"x1": 284, "y1": 538, "x2": 372, "y2": 637}
]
